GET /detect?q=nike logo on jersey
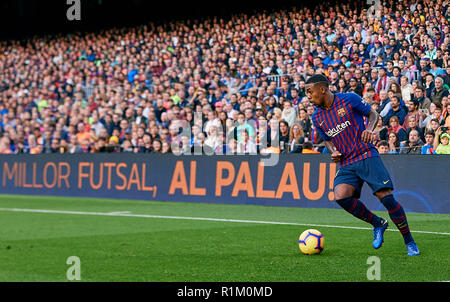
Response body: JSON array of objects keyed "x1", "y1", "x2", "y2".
[{"x1": 383, "y1": 180, "x2": 390, "y2": 184}]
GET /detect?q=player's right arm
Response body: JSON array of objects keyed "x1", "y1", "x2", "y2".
[
  {"x1": 325, "y1": 141, "x2": 343, "y2": 163},
  {"x1": 312, "y1": 112, "x2": 342, "y2": 163}
]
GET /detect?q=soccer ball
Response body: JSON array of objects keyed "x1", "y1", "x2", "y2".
[{"x1": 298, "y1": 229, "x2": 325, "y2": 255}]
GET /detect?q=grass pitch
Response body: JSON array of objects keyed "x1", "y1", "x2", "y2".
[{"x1": 0, "y1": 194, "x2": 448, "y2": 282}]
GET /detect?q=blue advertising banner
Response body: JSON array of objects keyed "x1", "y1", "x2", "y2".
[{"x1": 0, "y1": 154, "x2": 448, "y2": 214}]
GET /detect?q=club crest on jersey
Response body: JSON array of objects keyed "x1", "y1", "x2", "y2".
[
  {"x1": 337, "y1": 108, "x2": 346, "y2": 117},
  {"x1": 325, "y1": 120, "x2": 351, "y2": 137}
]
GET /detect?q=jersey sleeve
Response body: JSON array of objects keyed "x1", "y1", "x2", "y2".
[
  {"x1": 311, "y1": 113, "x2": 331, "y2": 141},
  {"x1": 345, "y1": 92, "x2": 371, "y2": 116}
]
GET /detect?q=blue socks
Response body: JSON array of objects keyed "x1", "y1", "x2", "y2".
[
  {"x1": 380, "y1": 194, "x2": 414, "y2": 244},
  {"x1": 336, "y1": 197, "x2": 384, "y2": 227},
  {"x1": 336, "y1": 195, "x2": 415, "y2": 245}
]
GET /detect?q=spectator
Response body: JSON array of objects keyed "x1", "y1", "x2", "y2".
[
  {"x1": 279, "y1": 120, "x2": 290, "y2": 152},
  {"x1": 0, "y1": 140, "x2": 12, "y2": 154},
  {"x1": 383, "y1": 96, "x2": 407, "y2": 126},
  {"x1": 204, "y1": 125, "x2": 220, "y2": 151},
  {"x1": 301, "y1": 141, "x2": 320, "y2": 154},
  {"x1": 214, "y1": 133, "x2": 231, "y2": 155},
  {"x1": 376, "y1": 140, "x2": 389, "y2": 155},
  {"x1": 347, "y1": 78, "x2": 363, "y2": 96},
  {"x1": 444, "y1": 102, "x2": 450, "y2": 126},
  {"x1": 420, "y1": 103, "x2": 444, "y2": 129},
  {"x1": 387, "y1": 131, "x2": 401, "y2": 154},
  {"x1": 412, "y1": 86, "x2": 432, "y2": 111},
  {"x1": 375, "y1": 116, "x2": 388, "y2": 141},
  {"x1": 374, "y1": 68, "x2": 391, "y2": 94},
  {"x1": 430, "y1": 76, "x2": 449, "y2": 104},
  {"x1": 400, "y1": 129, "x2": 424, "y2": 154},
  {"x1": 287, "y1": 124, "x2": 305, "y2": 154},
  {"x1": 400, "y1": 76, "x2": 413, "y2": 102},
  {"x1": 436, "y1": 132, "x2": 450, "y2": 154},
  {"x1": 235, "y1": 112, "x2": 255, "y2": 143},
  {"x1": 237, "y1": 128, "x2": 257, "y2": 154},
  {"x1": 121, "y1": 140, "x2": 134, "y2": 152},
  {"x1": 425, "y1": 118, "x2": 442, "y2": 135},
  {"x1": 152, "y1": 139, "x2": 162, "y2": 153},
  {"x1": 405, "y1": 115, "x2": 425, "y2": 142},
  {"x1": 377, "y1": 90, "x2": 390, "y2": 116},
  {"x1": 227, "y1": 139, "x2": 238, "y2": 154},
  {"x1": 403, "y1": 99, "x2": 421, "y2": 129},
  {"x1": 76, "y1": 122, "x2": 91, "y2": 144},
  {"x1": 430, "y1": 59, "x2": 446, "y2": 77},
  {"x1": 106, "y1": 136, "x2": 121, "y2": 153},
  {"x1": 49, "y1": 139, "x2": 61, "y2": 154},
  {"x1": 421, "y1": 131, "x2": 437, "y2": 154},
  {"x1": 161, "y1": 141, "x2": 172, "y2": 154},
  {"x1": 69, "y1": 136, "x2": 83, "y2": 153},
  {"x1": 281, "y1": 101, "x2": 296, "y2": 126},
  {"x1": 80, "y1": 139, "x2": 91, "y2": 153}
]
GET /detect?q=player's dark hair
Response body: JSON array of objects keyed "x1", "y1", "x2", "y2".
[{"x1": 305, "y1": 74, "x2": 329, "y2": 86}]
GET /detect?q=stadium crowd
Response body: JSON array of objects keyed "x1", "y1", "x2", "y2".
[{"x1": 1, "y1": 0, "x2": 450, "y2": 155}]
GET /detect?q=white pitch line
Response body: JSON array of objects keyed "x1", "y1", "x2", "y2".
[
  {"x1": 0, "y1": 207, "x2": 449, "y2": 236},
  {"x1": 108, "y1": 211, "x2": 132, "y2": 215}
]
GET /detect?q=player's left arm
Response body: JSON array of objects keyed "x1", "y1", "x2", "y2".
[{"x1": 361, "y1": 108, "x2": 380, "y2": 144}]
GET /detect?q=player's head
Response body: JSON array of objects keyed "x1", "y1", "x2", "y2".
[{"x1": 305, "y1": 74, "x2": 330, "y2": 107}]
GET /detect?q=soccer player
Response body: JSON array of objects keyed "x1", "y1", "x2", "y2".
[{"x1": 305, "y1": 74, "x2": 420, "y2": 256}]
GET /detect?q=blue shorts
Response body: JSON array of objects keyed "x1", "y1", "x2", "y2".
[{"x1": 334, "y1": 156, "x2": 394, "y2": 198}]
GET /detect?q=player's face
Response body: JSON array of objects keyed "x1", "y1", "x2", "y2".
[{"x1": 305, "y1": 83, "x2": 325, "y2": 107}]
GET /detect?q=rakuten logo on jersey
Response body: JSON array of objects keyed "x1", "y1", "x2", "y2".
[{"x1": 326, "y1": 120, "x2": 351, "y2": 137}]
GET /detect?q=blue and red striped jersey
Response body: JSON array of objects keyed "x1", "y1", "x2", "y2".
[{"x1": 311, "y1": 92, "x2": 379, "y2": 167}]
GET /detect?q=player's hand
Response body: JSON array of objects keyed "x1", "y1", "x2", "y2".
[
  {"x1": 361, "y1": 130, "x2": 375, "y2": 144},
  {"x1": 331, "y1": 150, "x2": 343, "y2": 163}
]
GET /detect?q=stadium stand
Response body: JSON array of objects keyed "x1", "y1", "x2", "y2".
[{"x1": 0, "y1": 0, "x2": 450, "y2": 155}]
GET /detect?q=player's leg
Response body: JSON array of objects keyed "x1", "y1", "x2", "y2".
[
  {"x1": 360, "y1": 157, "x2": 419, "y2": 255},
  {"x1": 375, "y1": 189, "x2": 419, "y2": 256},
  {"x1": 336, "y1": 160, "x2": 388, "y2": 249},
  {"x1": 334, "y1": 165, "x2": 385, "y2": 228},
  {"x1": 334, "y1": 183, "x2": 385, "y2": 227}
]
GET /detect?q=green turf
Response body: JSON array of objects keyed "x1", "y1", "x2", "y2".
[{"x1": 0, "y1": 194, "x2": 448, "y2": 282}]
